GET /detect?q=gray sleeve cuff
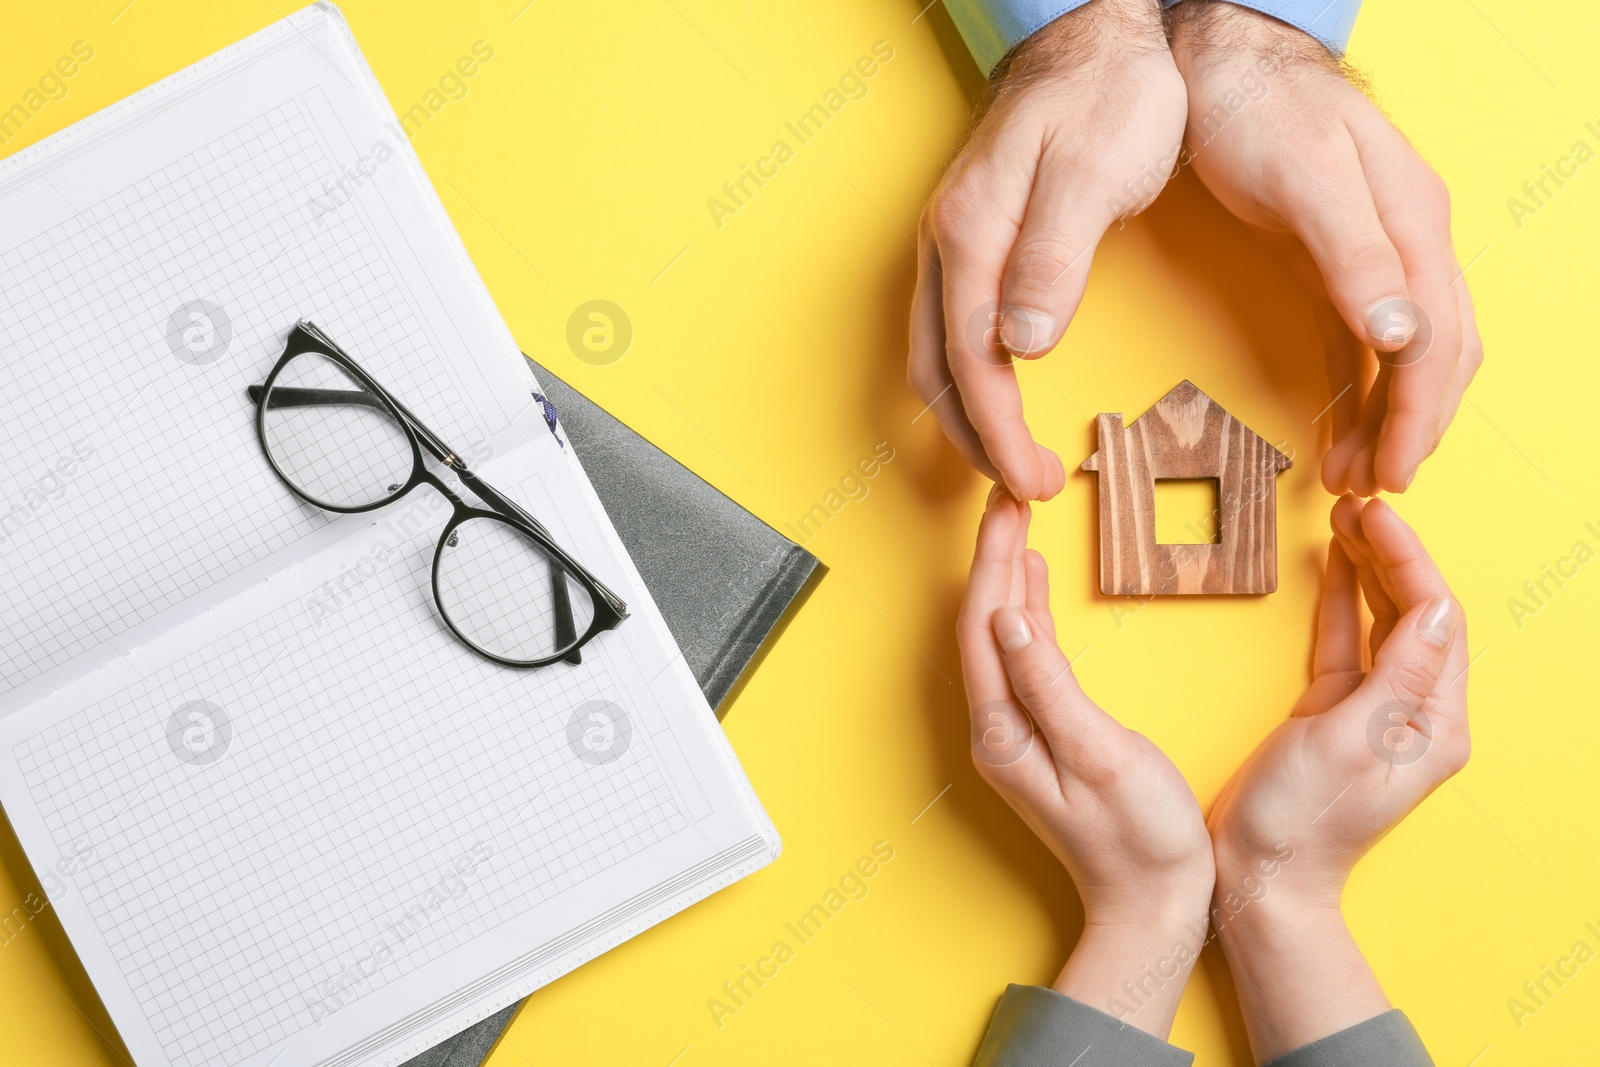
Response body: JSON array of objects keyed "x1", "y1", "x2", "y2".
[
  {"x1": 973, "y1": 984, "x2": 1195, "y2": 1067},
  {"x1": 1264, "y1": 1010, "x2": 1434, "y2": 1067}
]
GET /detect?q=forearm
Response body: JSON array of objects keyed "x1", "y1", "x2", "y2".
[
  {"x1": 1216, "y1": 895, "x2": 1390, "y2": 1061},
  {"x1": 1053, "y1": 904, "x2": 1209, "y2": 1040}
]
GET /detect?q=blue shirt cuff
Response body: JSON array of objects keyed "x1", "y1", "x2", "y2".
[
  {"x1": 943, "y1": 0, "x2": 1360, "y2": 76},
  {"x1": 1170, "y1": 0, "x2": 1362, "y2": 54},
  {"x1": 942, "y1": 0, "x2": 1092, "y2": 76}
]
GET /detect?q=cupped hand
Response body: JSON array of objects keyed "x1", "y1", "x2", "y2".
[
  {"x1": 958, "y1": 489, "x2": 1212, "y2": 1035},
  {"x1": 1170, "y1": 4, "x2": 1483, "y2": 496},
  {"x1": 1208, "y1": 494, "x2": 1470, "y2": 906},
  {"x1": 1205, "y1": 494, "x2": 1469, "y2": 1057},
  {"x1": 910, "y1": 0, "x2": 1186, "y2": 501}
]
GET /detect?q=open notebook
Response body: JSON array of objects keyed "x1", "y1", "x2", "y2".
[{"x1": 0, "y1": 6, "x2": 779, "y2": 1067}]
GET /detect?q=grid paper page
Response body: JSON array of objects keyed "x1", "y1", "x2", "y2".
[
  {"x1": 15, "y1": 531, "x2": 687, "y2": 1067},
  {"x1": 0, "y1": 98, "x2": 486, "y2": 694}
]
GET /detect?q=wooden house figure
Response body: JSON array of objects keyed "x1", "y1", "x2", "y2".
[{"x1": 1080, "y1": 381, "x2": 1291, "y2": 596}]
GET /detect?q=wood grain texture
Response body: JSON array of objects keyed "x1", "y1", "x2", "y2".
[{"x1": 1081, "y1": 381, "x2": 1291, "y2": 596}]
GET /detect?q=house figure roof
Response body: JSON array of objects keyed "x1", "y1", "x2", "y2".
[{"x1": 1081, "y1": 380, "x2": 1292, "y2": 475}]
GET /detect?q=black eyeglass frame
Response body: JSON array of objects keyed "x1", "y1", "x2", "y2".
[{"x1": 248, "y1": 319, "x2": 628, "y2": 668}]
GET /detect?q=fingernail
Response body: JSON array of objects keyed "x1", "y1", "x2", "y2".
[
  {"x1": 1000, "y1": 306, "x2": 1057, "y2": 356},
  {"x1": 993, "y1": 606, "x2": 1033, "y2": 653},
  {"x1": 1404, "y1": 470, "x2": 1415, "y2": 490},
  {"x1": 1365, "y1": 296, "x2": 1417, "y2": 350},
  {"x1": 1418, "y1": 597, "x2": 1460, "y2": 646}
]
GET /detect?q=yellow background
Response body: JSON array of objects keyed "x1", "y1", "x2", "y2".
[{"x1": 2, "y1": 1, "x2": 1595, "y2": 1064}]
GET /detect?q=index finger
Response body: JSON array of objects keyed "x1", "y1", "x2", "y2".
[
  {"x1": 908, "y1": 212, "x2": 999, "y2": 480},
  {"x1": 1351, "y1": 113, "x2": 1464, "y2": 491},
  {"x1": 1313, "y1": 538, "x2": 1363, "y2": 681},
  {"x1": 1357, "y1": 497, "x2": 1455, "y2": 612}
]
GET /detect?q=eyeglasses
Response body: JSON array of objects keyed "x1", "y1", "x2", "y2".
[{"x1": 247, "y1": 320, "x2": 627, "y2": 667}]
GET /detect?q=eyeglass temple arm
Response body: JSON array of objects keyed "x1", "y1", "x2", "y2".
[
  {"x1": 458, "y1": 462, "x2": 630, "y2": 620},
  {"x1": 247, "y1": 382, "x2": 630, "y2": 623}
]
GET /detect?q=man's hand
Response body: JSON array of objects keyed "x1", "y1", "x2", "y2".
[
  {"x1": 958, "y1": 490, "x2": 1214, "y2": 1036},
  {"x1": 1171, "y1": 3, "x2": 1483, "y2": 496},
  {"x1": 1207, "y1": 495, "x2": 1469, "y2": 1059},
  {"x1": 910, "y1": 0, "x2": 1186, "y2": 501}
]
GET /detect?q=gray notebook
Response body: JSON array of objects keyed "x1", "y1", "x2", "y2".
[{"x1": 396, "y1": 360, "x2": 824, "y2": 1067}]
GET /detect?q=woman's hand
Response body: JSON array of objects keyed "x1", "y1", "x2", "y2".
[
  {"x1": 1170, "y1": 4, "x2": 1483, "y2": 496},
  {"x1": 958, "y1": 489, "x2": 1214, "y2": 1036},
  {"x1": 910, "y1": 0, "x2": 1186, "y2": 502},
  {"x1": 1207, "y1": 495, "x2": 1469, "y2": 1059}
]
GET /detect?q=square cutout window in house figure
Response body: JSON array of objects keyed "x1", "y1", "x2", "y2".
[{"x1": 1154, "y1": 478, "x2": 1220, "y2": 544}]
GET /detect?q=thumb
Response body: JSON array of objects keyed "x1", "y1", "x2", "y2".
[
  {"x1": 1273, "y1": 138, "x2": 1416, "y2": 354},
  {"x1": 996, "y1": 154, "x2": 1117, "y2": 359},
  {"x1": 1359, "y1": 596, "x2": 1461, "y2": 714},
  {"x1": 991, "y1": 605, "x2": 1100, "y2": 745}
]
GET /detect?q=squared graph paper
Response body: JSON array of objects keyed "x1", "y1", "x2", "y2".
[
  {"x1": 0, "y1": 99, "x2": 484, "y2": 694},
  {"x1": 16, "y1": 532, "x2": 687, "y2": 1067}
]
